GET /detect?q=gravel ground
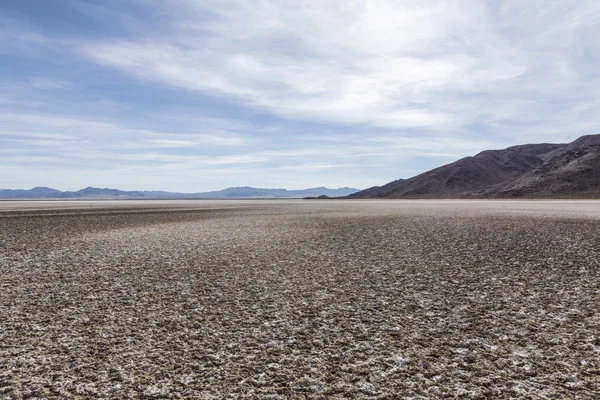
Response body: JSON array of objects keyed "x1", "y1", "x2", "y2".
[{"x1": 1, "y1": 200, "x2": 599, "y2": 399}]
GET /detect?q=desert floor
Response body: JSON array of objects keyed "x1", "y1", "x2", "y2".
[{"x1": 1, "y1": 200, "x2": 599, "y2": 399}]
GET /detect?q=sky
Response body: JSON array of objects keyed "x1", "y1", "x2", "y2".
[{"x1": 1, "y1": 0, "x2": 600, "y2": 192}]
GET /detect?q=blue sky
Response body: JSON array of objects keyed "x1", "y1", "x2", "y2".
[{"x1": 1, "y1": 0, "x2": 599, "y2": 191}]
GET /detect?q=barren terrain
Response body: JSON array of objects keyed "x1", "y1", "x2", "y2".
[{"x1": 1, "y1": 200, "x2": 599, "y2": 399}]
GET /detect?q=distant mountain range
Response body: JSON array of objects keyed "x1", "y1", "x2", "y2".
[
  {"x1": 6, "y1": 134, "x2": 600, "y2": 200},
  {"x1": 351, "y1": 134, "x2": 600, "y2": 199},
  {"x1": 0, "y1": 186, "x2": 359, "y2": 200}
]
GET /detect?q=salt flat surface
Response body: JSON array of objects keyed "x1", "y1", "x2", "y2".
[
  {"x1": 2, "y1": 198, "x2": 600, "y2": 219},
  {"x1": 1, "y1": 200, "x2": 599, "y2": 398}
]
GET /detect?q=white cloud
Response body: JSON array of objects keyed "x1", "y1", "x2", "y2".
[
  {"x1": 367, "y1": 136, "x2": 502, "y2": 157},
  {"x1": 0, "y1": 112, "x2": 247, "y2": 152},
  {"x1": 0, "y1": 130, "x2": 75, "y2": 140},
  {"x1": 278, "y1": 163, "x2": 353, "y2": 171},
  {"x1": 80, "y1": 0, "x2": 534, "y2": 129},
  {"x1": 147, "y1": 139, "x2": 196, "y2": 148},
  {"x1": 78, "y1": 0, "x2": 600, "y2": 138}
]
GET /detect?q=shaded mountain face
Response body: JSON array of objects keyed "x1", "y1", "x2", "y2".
[
  {"x1": 349, "y1": 179, "x2": 406, "y2": 198},
  {"x1": 486, "y1": 143, "x2": 600, "y2": 198},
  {"x1": 351, "y1": 134, "x2": 600, "y2": 199}
]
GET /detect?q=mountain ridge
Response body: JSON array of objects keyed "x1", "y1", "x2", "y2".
[
  {"x1": 0, "y1": 186, "x2": 360, "y2": 200},
  {"x1": 350, "y1": 134, "x2": 600, "y2": 199}
]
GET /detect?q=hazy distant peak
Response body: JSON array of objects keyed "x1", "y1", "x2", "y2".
[{"x1": 0, "y1": 186, "x2": 360, "y2": 200}]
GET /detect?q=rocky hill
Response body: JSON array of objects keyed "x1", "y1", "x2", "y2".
[
  {"x1": 351, "y1": 134, "x2": 600, "y2": 199},
  {"x1": 348, "y1": 179, "x2": 406, "y2": 198}
]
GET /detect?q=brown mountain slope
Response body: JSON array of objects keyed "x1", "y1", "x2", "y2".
[
  {"x1": 485, "y1": 143, "x2": 600, "y2": 198},
  {"x1": 351, "y1": 134, "x2": 600, "y2": 198},
  {"x1": 349, "y1": 179, "x2": 406, "y2": 198},
  {"x1": 351, "y1": 143, "x2": 564, "y2": 198}
]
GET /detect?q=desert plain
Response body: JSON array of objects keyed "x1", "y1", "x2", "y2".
[{"x1": 1, "y1": 200, "x2": 599, "y2": 399}]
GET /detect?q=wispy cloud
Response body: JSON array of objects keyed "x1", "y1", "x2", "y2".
[
  {"x1": 81, "y1": 1, "x2": 522, "y2": 129},
  {"x1": 0, "y1": 112, "x2": 246, "y2": 147},
  {"x1": 73, "y1": 0, "x2": 600, "y2": 139},
  {"x1": 0, "y1": 130, "x2": 75, "y2": 140}
]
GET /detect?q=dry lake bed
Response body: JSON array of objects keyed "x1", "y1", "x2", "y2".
[{"x1": 1, "y1": 200, "x2": 599, "y2": 399}]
